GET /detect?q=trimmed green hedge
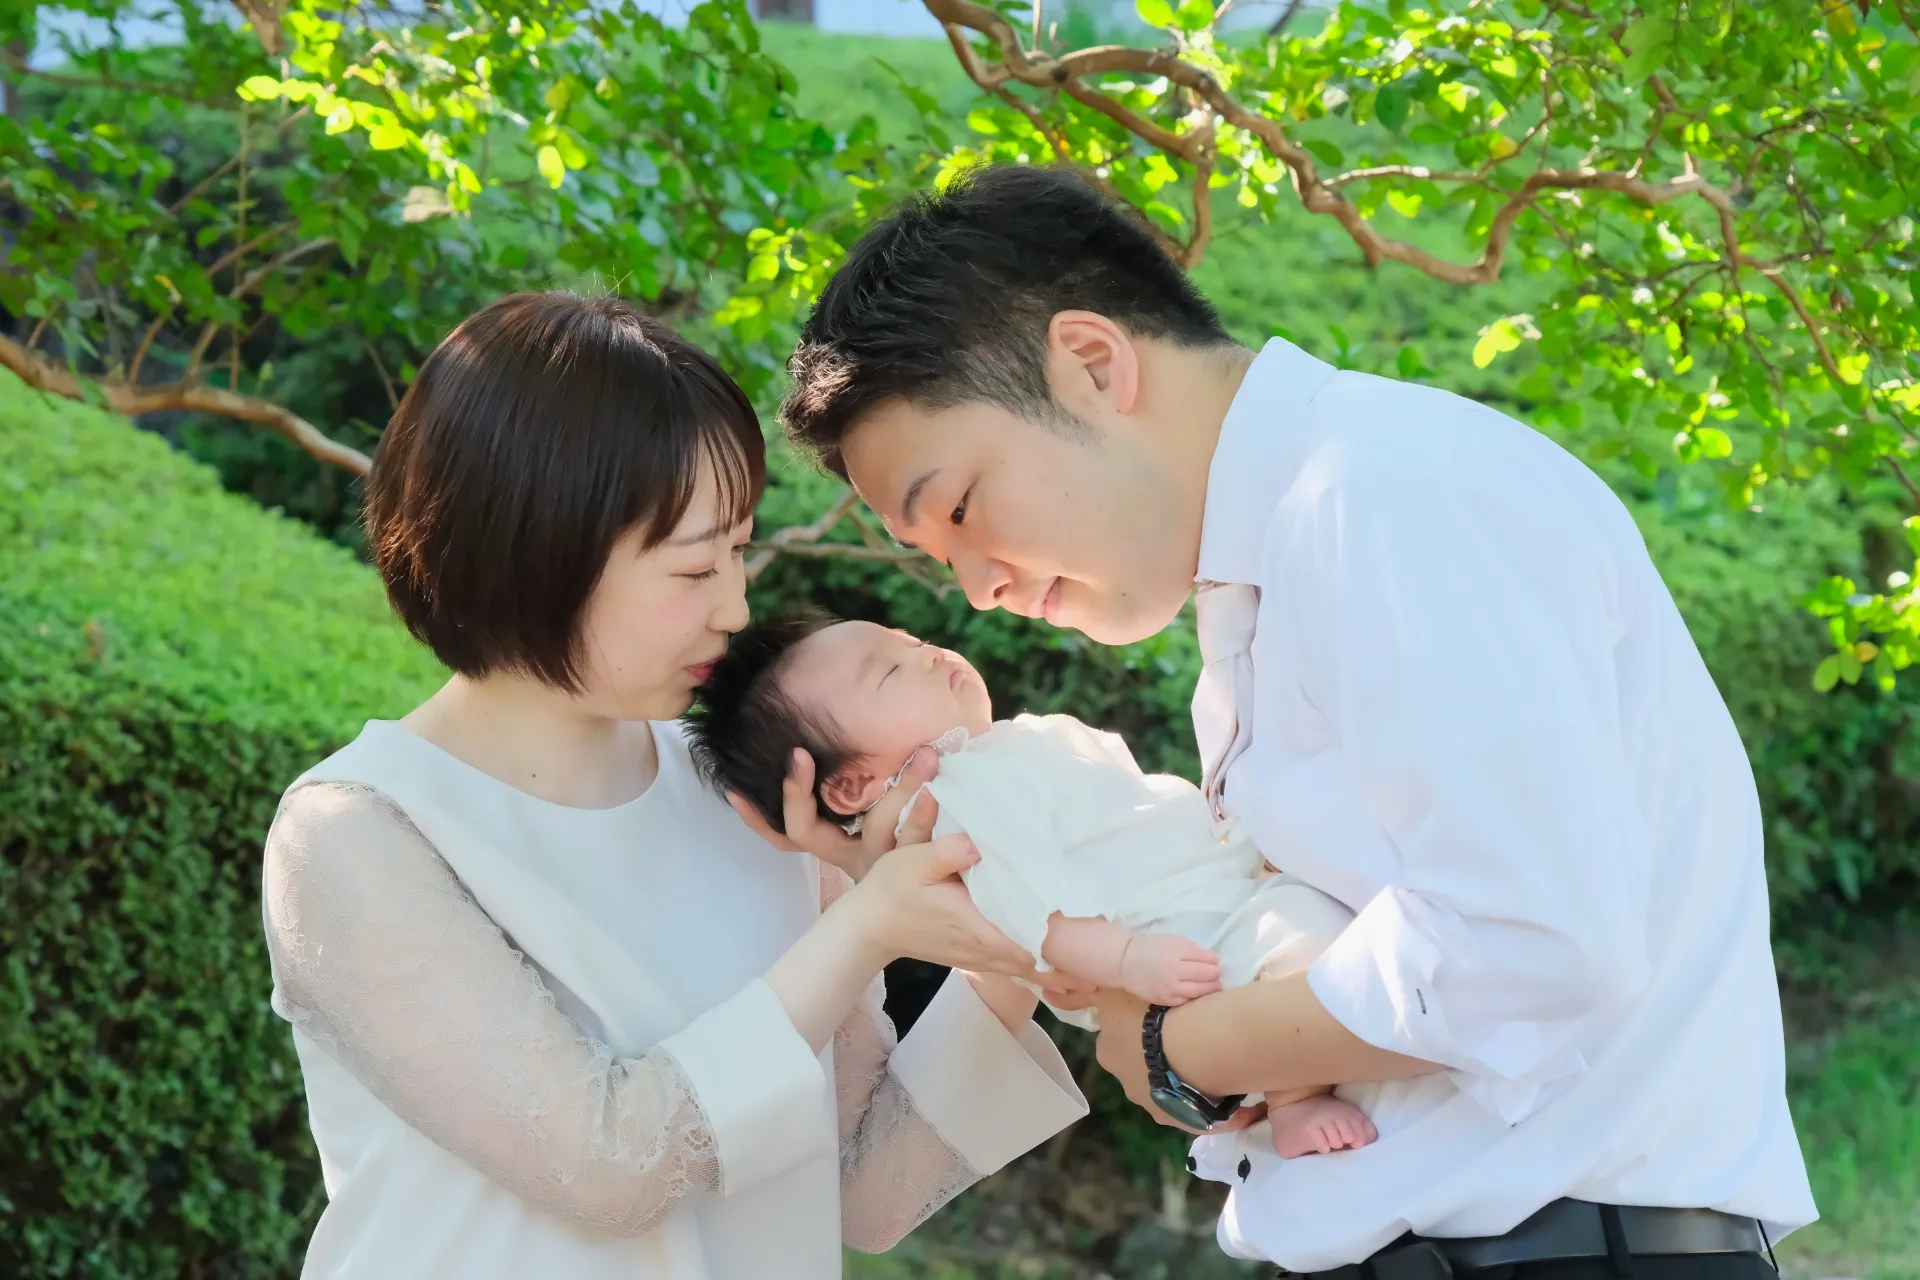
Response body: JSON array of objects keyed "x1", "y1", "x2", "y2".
[{"x1": 0, "y1": 370, "x2": 442, "y2": 1276}]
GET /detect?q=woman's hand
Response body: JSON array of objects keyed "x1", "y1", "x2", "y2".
[
  {"x1": 728, "y1": 747, "x2": 941, "y2": 881},
  {"x1": 840, "y1": 834, "x2": 1036, "y2": 978}
]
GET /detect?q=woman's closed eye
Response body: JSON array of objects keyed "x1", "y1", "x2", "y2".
[{"x1": 678, "y1": 542, "x2": 748, "y2": 582}]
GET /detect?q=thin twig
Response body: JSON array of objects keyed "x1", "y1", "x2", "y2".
[
  {"x1": 1266, "y1": 0, "x2": 1303, "y2": 37},
  {"x1": 232, "y1": 239, "x2": 336, "y2": 301},
  {"x1": 743, "y1": 488, "x2": 862, "y2": 580},
  {"x1": 167, "y1": 105, "x2": 311, "y2": 216},
  {"x1": 185, "y1": 322, "x2": 220, "y2": 381},
  {"x1": 128, "y1": 306, "x2": 174, "y2": 386},
  {"x1": 362, "y1": 337, "x2": 400, "y2": 412},
  {"x1": 1885, "y1": 456, "x2": 1920, "y2": 508}
]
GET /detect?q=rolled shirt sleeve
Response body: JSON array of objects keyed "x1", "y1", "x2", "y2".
[
  {"x1": 1280, "y1": 434, "x2": 1657, "y2": 1123},
  {"x1": 885, "y1": 970, "x2": 1088, "y2": 1173}
]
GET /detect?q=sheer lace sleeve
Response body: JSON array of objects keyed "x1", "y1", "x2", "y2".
[
  {"x1": 819, "y1": 866, "x2": 982, "y2": 1253},
  {"x1": 262, "y1": 781, "x2": 720, "y2": 1237}
]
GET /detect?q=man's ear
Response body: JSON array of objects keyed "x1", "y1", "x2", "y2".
[
  {"x1": 1048, "y1": 310, "x2": 1142, "y2": 416},
  {"x1": 821, "y1": 766, "x2": 887, "y2": 817}
]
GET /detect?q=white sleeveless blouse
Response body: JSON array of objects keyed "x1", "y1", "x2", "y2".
[{"x1": 261, "y1": 719, "x2": 1085, "y2": 1278}]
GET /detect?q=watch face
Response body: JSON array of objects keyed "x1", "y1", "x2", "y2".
[{"x1": 1150, "y1": 1085, "x2": 1216, "y2": 1132}]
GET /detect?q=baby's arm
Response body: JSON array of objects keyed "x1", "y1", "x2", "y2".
[{"x1": 1041, "y1": 915, "x2": 1223, "y2": 1006}]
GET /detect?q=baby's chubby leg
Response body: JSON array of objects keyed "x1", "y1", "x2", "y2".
[
  {"x1": 1041, "y1": 914, "x2": 1222, "y2": 1006},
  {"x1": 1263, "y1": 1087, "x2": 1378, "y2": 1158}
]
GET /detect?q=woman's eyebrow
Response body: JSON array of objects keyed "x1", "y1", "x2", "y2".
[
  {"x1": 666, "y1": 521, "x2": 725, "y2": 547},
  {"x1": 898, "y1": 470, "x2": 938, "y2": 530}
]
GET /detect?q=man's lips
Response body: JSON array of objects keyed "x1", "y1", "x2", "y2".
[
  {"x1": 1011, "y1": 578, "x2": 1062, "y2": 622},
  {"x1": 1038, "y1": 578, "x2": 1063, "y2": 625}
]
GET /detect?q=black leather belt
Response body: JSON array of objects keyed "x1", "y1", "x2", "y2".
[{"x1": 1280, "y1": 1200, "x2": 1769, "y2": 1280}]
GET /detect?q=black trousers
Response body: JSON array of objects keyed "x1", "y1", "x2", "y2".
[{"x1": 1283, "y1": 1254, "x2": 1776, "y2": 1280}]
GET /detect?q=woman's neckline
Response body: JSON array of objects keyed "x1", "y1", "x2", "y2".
[{"x1": 363, "y1": 717, "x2": 674, "y2": 815}]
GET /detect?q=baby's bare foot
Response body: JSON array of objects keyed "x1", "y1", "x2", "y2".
[{"x1": 1265, "y1": 1093, "x2": 1378, "y2": 1159}]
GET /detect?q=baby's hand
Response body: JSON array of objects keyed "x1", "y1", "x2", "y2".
[{"x1": 1118, "y1": 933, "x2": 1222, "y2": 1006}]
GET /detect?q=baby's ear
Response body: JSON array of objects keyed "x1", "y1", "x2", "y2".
[{"x1": 821, "y1": 767, "x2": 885, "y2": 817}]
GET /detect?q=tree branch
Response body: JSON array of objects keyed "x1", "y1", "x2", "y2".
[
  {"x1": 0, "y1": 333, "x2": 372, "y2": 475},
  {"x1": 743, "y1": 488, "x2": 861, "y2": 579},
  {"x1": 919, "y1": 0, "x2": 1760, "y2": 290},
  {"x1": 232, "y1": 239, "x2": 335, "y2": 301}
]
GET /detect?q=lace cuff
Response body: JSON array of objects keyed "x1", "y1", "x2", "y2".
[{"x1": 889, "y1": 970, "x2": 1088, "y2": 1174}]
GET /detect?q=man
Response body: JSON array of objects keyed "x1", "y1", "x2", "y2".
[{"x1": 769, "y1": 163, "x2": 1816, "y2": 1277}]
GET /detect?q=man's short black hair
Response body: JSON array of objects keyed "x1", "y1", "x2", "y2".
[
  {"x1": 782, "y1": 163, "x2": 1236, "y2": 477},
  {"x1": 365, "y1": 291, "x2": 765, "y2": 692},
  {"x1": 684, "y1": 609, "x2": 859, "y2": 834}
]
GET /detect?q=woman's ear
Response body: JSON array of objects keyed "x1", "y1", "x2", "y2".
[{"x1": 821, "y1": 767, "x2": 887, "y2": 817}]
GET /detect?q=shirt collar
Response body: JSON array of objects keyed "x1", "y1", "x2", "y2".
[{"x1": 1196, "y1": 337, "x2": 1340, "y2": 585}]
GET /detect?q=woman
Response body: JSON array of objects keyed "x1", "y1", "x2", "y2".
[{"x1": 260, "y1": 292, "x2": 1088, "y2": 1278}]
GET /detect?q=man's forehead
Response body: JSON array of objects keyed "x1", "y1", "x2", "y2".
[{"x1": 843, "y1": 407, "x2": 949, "y2": 524}]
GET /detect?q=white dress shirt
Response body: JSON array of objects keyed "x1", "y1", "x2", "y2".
[{"x1": 1185, "y1": 339, "x2": 1817, "y2": 1271}]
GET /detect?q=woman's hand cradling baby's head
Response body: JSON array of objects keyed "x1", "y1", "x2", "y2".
[{"x1": 728, "y1": 745, "x2": 942, "y2": 881}]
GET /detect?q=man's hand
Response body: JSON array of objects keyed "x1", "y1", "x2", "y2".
[
  {"x1": 1089, "y1": 989, "x2": 1263, "y2": 1136},
  {"x1": 729, "y1": 747, "x2": 940, "y2": 880}
]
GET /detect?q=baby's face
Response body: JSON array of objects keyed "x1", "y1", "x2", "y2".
[{"x1": 782, "y1": 621, "x2": 994, "y2": 811}]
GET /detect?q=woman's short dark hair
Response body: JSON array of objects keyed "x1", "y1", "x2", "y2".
[
  {"x1": 781, "y1": 163, "x2": 1235, "y2": 477},
  {"x1": 365, "y1": 291, "x2": 765, "y2": 691}
]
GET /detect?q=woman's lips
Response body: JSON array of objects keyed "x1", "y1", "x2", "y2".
[{"x1": 686, "y1": 659, "x2": 719, "y2": 684}]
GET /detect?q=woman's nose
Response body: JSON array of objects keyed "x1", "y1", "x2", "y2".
[{"x1": 713, "y1": 570, "x2": 751, "y2": 635}]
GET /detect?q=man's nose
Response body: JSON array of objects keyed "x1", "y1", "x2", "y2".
[{"x1": 951, "y1": 549, "x2": 1014, "y2": 613}]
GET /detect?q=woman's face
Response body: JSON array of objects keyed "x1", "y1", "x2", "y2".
[{"x1": 572, "y1": 463, "x2": 753, "y2": 721}]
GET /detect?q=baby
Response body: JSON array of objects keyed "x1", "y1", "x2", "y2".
[{"x1": 686, "y1": 610, "x2": 1376, "y2": 1160}]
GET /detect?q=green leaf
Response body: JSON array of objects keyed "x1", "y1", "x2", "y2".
[
  {"x1": 1304, "y1": 140, "x2": 1344, "y2": 168},
  {"x1": 966, "y1": 109, "x2": 1000, "y2": 136},
  {"x1": 1136, "y1": 0, "x2": 1175, "y2": 26},
  {"x1": 1172, "y1": 0, "x2": 1215, "y2": 32},
  {"x1": 536, "y1": 144, "x2": 566, "y2": 189},
  {"x1": 1472, "y1": 317, "x2": 1524, "y2": 369},
  {"x1": 236, "y1": 76, "x2": 282, "y2": 102},
  {"x1": 1813, "y1": 654, "x2": 1842, "y2": 693},
  {"x1": 1695, "y1": 428, "x2": 1733, "y2": 460},
  {"x1": 366, "y1": 124, "x2": 407, "y2": 151},
  {"x1": 1620, "y1": 17, "x2": 1673, "y2": 83},
  {"x1": 1375, "y1": 83, "x2": 1409, "y2": 131}
]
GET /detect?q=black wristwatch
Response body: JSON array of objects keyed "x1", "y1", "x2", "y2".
[{"x1": 1142, "y1": 1003, "x2": 1245, "y2": 1130}]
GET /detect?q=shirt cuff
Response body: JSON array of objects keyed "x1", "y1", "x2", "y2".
[
  {"x1": 1307, "y1": 887, "x2": 1585, "y2": 1125},
  {"x1": 657, "y1": 978, "x2": 833, "y2": 1196},
  {"x1": 887, "y1": 970, "x2": 1088, "y2": 1173}
]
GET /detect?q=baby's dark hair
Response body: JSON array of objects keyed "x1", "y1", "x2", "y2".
[{"x1": 684, "y1": 608, "x2": 859, "y2": 834}]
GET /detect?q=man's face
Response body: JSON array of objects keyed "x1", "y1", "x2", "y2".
[{"x1": 840, "y1": 396, "x2": 1200, "y2": 646}]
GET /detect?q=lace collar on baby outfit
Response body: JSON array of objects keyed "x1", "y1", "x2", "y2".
[{"x1": 840, "y1": 725, "x2": 971, "y2": 836}]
